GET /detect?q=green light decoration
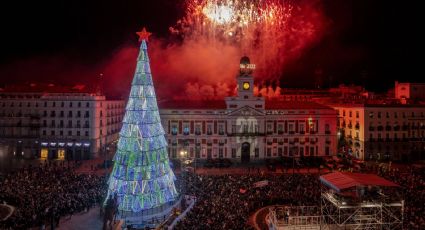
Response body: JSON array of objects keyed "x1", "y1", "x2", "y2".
[{"x1": 105, "y1": 28, "x2": 178, "y2": 213}]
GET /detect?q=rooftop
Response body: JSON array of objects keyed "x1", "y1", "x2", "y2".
[
  {"x1": 0, "y1": 84, "x2": 97, "y2": 94},
  {"x1": 158, "y1": 99, "x2": 335, "y2": 110},
  {"x1": 320, "y1": 172, "x2": 399, "y2": 192}
]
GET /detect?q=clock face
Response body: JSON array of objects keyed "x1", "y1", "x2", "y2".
[{"x1": 243, "y1": 82, "x2": 250, "y2": 90}]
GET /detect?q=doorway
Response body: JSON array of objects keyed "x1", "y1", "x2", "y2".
[{"x1": 241, "y1": 142, "x2": 250, "y2": 163}]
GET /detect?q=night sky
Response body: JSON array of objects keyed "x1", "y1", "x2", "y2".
[{"x1": 0, "y1": 0, "x2": 424, "y2": 96}]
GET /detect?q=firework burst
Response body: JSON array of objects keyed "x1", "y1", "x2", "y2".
[{"x1": 152, "y1": 0, "x2": 326, "y2": 99}]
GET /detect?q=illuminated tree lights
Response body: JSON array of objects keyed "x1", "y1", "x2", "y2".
[{"x1": 105, "y1": 29, "x2": 178, "y2": 213}]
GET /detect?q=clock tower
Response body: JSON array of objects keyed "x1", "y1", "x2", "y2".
[
  {"x1": 238, "y1": 56, "x2": 255, "y2": 99},
  {"x1": 225, "y1": 56, "x2": 265, "y2": 110}
]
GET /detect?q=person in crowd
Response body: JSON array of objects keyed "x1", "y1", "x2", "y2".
[{"x1": 0, "y1": 161, "x2": 107, "y2": 229}]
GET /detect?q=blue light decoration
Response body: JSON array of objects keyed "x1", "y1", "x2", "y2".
[{"x1": 105, "y1": 28, "x2": 178, "y2": 213}]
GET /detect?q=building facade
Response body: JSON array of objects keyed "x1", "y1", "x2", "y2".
[
  {"x1": 333, "y1": 104, "x2": 425, "y2": 161},
  {"x1": 0, "y1": 85, "x2": 125, "y2": 160},
  {"x1": 395, "y1": 81, "x2": 425, "y2": 101},
  {"x1": 159, "y1": 57, "x2": 338, "y2": 162}
]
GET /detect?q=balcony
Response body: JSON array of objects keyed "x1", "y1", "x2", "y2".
[{"x1": 227, "y1": 132, "x2": 264, "y2": 137}]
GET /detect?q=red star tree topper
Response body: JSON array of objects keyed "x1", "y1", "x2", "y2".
[{"x1": 136, "y1": 27, "x2": 152, "y2": 42}]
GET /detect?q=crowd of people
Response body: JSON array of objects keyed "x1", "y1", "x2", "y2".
[
  {"x1": 174, "y1": 172, "x2": 321, "y2": 230},
  {"x1": 174, "y1": 164, "x2": 425, "y2": 230},
  {"x1": 0, "y1": 161, "x2": 107, "y2": 229},
  {"x1": 379, "y1": 166, "x2": 425, "y2": 229}
]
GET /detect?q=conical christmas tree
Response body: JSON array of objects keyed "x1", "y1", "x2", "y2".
[{"x1": 105, "y1": 28, "x2": 178, "y2": 214}]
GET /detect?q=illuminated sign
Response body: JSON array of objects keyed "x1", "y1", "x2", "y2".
[{"x1": 240, "y1": 63, "x2": 256, "y2": 69}]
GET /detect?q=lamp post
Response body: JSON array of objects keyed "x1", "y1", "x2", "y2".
[{"x1": 180, "y1": 150, "x2": 188, "y2": 195}]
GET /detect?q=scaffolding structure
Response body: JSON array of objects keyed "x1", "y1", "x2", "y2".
[
  {"x1": 320, "y1": 172, "x2": 404, "y2": 230},
  {"x1": 320, "y1": 190, "x2": 403, "y2": 229},
  {"x1": 268, "y1": 206, "x2": 323, "y2": 230},
  {"x1": 267, "y1": 173, "x2": 403, "y2": 230}
]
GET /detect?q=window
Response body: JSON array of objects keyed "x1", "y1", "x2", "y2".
[
  {"x1": 68, "y1": 130, "x2": 72, "y2": 136},
  {"x1": 69, "y1": 102, "x2": 72, "y2": 107},
  {"x1": 219, "y1": 148, "x2": 223, "y2": 158},
  {"x1": 231, "y1": 148, "x2": 236, "y2": 158},
  {"x1": 68, "y1": 111, "x2": 72, "y2": 117},
  {"x1": 195, "y1": 124, "x2": 201, "y2": 135},
  {"x1": 343, "y1": 110, "x2": 346, "y2": 116},
  {"x1": 60, "y1": 130, "x2": 63, "y2": 136},
  {"x1": 218, "y1": 124, "x2": 224, "y2": 135},
  {"x1": 255, "y1": 148, "x2": 259, "y2": 158},
  {"x1": 386, "y1": 112, "x2": 390, "y2": 118},
  {"x1": 378, "y1": 112, "x2": 381, "y2": 118},
  {"x1": 77, "y1": 111, "x2": 81, "y2": 117},
  {"x1": 369, "y1": 112, "x2": 374, "y2": 118},
  {"x1": 299, "y1": 124, "x2": 305, "y2": 133},
  {"x1": 171, "y1": 124, "x2": 178, "y2": 135},
  {"x1": 349, "y1": 111, "x2": 352, "y2": 117},
  {"x1": 85, "y1": 111, "x2": 89, "y2": 118},
  {"x1": 86, "y1": 102, "x2": 90, "y2": 107},
  {"x1": 288, "y1": 124, "x2": 294, "y2": 132},
  {"x1": 78, "y1": 102, "x2": 81, "y2": 107},
  {"x1": 356, "y1": 111, "x2": 359, "y2": 118},
  {"x1": 394, "y1": 112, "x2": 398, "y2": 118},
  {"x1": 277, "y1": 124, "x2": 284, "y2": 133},
  {"x1": 51, "y1": 130, "x2": 55, "y2": 136},
  {"x1": 207, "y1": 124, "x2": 212, "y2": 134},
  {"x1": 52, "y1": 102, "x2": 56, "y2": 107},
  {"x1": 325, "y1": 124, "x2": 330, "y2": 132},
  {"x1": 77, "y1": 131, "x2": 80, "y2": 136},
  {"x1": 325, "y1": 146, "x2": 330, "y2": 156},
  {"x1": 61, "y1": 102, "x2": 64, "y2": 107},
  {"x1": 267, "y1": 123, "x2": 273, "y2": 133},
  {"x1": 85, "y1": 131, "x2": 89, "y2": 136},
  {"x1": 267, "y1": 148, "x2": 272, "y2": 157},
  {"x1": 42, "y1": 130, "x2": 46, "y2": 135},
  {"x1": 183, "y1": 124, "x2": 189, "y2": 135},
  {"x1": 195, "y1": 148, "x2": 201, "y2": 158}
]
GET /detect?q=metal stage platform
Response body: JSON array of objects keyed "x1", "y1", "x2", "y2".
[{"x1": 268, "y1": 172, "x2": 404, "y2": 230}]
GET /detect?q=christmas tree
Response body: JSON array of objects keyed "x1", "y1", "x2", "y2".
[{"x1": 105, "y1": 28, "x2": 178, "y2": 214}]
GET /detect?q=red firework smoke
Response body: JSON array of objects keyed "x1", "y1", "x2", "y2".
[
  {"x1": 64, "y1": 0, "x2": 327, "y2": 100},
  {"x1": 147, "y1": 0, "x2": 327, "y2": 100}
]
